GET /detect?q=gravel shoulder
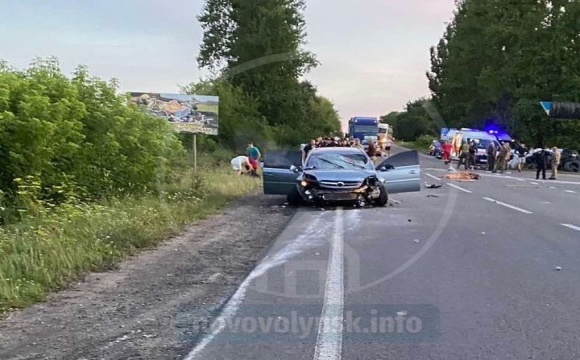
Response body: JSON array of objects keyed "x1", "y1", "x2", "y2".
[{"x1": 0, "y1": 192, "x2": 294, "y2": 360}]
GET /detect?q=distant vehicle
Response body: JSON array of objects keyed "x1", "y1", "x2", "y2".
[
  {"x1": 378, "y1": 123, "x2": 390, "y2": 136},
  {"x1": 441, "y1": 128, "x2": 500, "y2": 165},
  {"x1": 262, "y1": 147, "x2": 421, "y2": 206},
  {"x1": 348, "y1": 117, "x2": 379, "y2": 141}
]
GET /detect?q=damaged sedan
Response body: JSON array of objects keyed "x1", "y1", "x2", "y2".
[{"x1": 263, "y1": 147, "x2": 421, "y2": 207}]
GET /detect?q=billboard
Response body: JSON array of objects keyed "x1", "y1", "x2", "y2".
[{"x1": 130, "y1": 92, "x2": 219, "y2": 135}]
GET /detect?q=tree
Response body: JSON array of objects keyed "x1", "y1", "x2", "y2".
[{"x1": 427, "y1": 0, "x2": 580, "y2": 149}]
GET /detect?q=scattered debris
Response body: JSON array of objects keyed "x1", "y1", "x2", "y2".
[
  {"x1": 424, "y1": 183, "x2": 444, "y2": 189},
  {"x1": 389, "y1": 199, "x2": 402, "y2": 205},
  {"x1": 320, "y1": 208, "x2": 326, "y2": 211},
  {"x1": 427, "y1": 195, "x2": 439, "y2": 198},
  {"x1": 413, "y1": 239, "x2": 420, "y2": 244},
  {"x1": 481, "y1": 232, "x2": 486, "y2": 235},
  {"x1": 314, "y1": 252, "x2": 320, "y2": 256},
  {"x1": 555, "y1": 266, "x2": 562, "y2": 271},
  {"x1": 396, "y1": 311, "x2": 408, "y2": 317},
  {"x1": 408, "y1": 219, "x2": 412, "y2": 222}
]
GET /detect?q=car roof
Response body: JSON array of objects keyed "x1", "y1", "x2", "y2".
[{"x1": 310, "y1": 147, "x2": 366, "y2": 154}]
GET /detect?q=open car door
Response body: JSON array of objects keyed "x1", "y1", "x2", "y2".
[
  {"x1": 263, "y1": 151, "x2": 302, "y2": 195},
  {"x1": 376, "y1": 150, "x2": 421, "y2": 194}
]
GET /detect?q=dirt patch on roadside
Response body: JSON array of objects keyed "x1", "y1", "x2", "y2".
[{"x1": 0, "y1": 192, "x2": 294, "y2": 360}]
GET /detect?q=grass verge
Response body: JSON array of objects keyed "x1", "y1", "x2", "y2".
[{"x1": 0, "y1": 163, "x2": 260, "y2": 313}]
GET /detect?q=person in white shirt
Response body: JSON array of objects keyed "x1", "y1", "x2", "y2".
[{"x1": 231, "y1": 156, "x2": 251, "y2": 175}]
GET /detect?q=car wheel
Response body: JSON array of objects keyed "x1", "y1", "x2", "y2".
[
  {"x1": 287, "y1": 186, "x2": 303, "y2": 206},
  {"x1": 374, "y1": 184, "x2": 389, "y2": 207},
  {"x1": 565, "y1": 160, "x2": 580, "y2": 172}
]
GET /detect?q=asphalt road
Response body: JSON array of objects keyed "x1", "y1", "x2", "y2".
[{"x1": 185, "y1": 146, "x2": 580, "y2": 360}]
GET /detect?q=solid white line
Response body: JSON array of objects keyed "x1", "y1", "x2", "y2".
[
  {"x1": 483, "y1": 197, "x2": 533, "y2": 214},
  {"x1": 425, "y1": 173, "x2": 440, "y2": 181},
  {"x1": 530, "y1": 182, "x2": 539, "y2": 185},
  {"x1": 561, "y1": 224, "x2": 580, "y2": 232},
  {"x1": 447, "y1": 183, "x2": 473, "y2": 194},
  {"x1": 313, "y1": 208, "x2": 344, "y2": 360}
]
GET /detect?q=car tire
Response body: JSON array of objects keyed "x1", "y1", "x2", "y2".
[
  {"x1": 287, "y1": 186, "x2": 303, "y2": 207},
  {"x1": 565, "y1": 160, "x2": 580, "y2": 172},
  {"x1": 374, "y1": 184, "x2": 389, "y2": 207}
]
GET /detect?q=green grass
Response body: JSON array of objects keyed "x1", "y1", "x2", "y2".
[
  {"x1": 0, "y1": 163, "x2": 259, "y2": 312},
  {"x1": 397, "y1": 135, "x2": 436, "y2": 152}
]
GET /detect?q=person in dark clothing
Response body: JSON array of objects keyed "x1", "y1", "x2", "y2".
[
  {"x1": 302, "y1": 139, "x2": 316, "y2": 164},
  {"x1": 534, "y1": 147, "x2": 548, "y2": 180},
  {"x1": 487, "y1": 142, "x2": 497, "y2": 171},
  {"x1": 468, "y1": 141, "x2": 477, "y2": 169}
]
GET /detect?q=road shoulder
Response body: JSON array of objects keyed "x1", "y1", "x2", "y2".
[{"x1": 0, "y1": 192, "x2": 294, "y2": 360}]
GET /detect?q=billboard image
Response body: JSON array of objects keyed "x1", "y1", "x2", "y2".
[{"x1": 130, "y1": 92, "x2": 219, "y2": 135}]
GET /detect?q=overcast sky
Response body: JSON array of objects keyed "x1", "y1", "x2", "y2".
[{"x1": 0, "y1": 0, "x2": 456, "y2": 125}]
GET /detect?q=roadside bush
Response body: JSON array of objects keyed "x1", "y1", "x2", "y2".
[
  {"x1": 415, "y1": 135, "x2": 436, "y2": 150},
  {"x1": 0, "y1": 58, "x2": 184, "y2": 210}
]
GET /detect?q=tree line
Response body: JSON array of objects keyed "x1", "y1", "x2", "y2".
[
  {"x1": 191, "y1": 0, "x2": 341, "y2": 150},
  {"x1": 384, "y1": 0, "x2": 580, "y2": 149}
]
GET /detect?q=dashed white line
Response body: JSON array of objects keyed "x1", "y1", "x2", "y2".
[
  {"x1": 561, "y1": 224, "x2": 580, "y2": 232},
  {"x1": 564, "y1": 190, "x2": 577, "y2": 194},
  {"x1": 530, "y1": 182, "x2": 539, "y2": 185},
  {"x1": 448, "y1": 183, "x2": 473, "y2": 194},
  {"x1": 313, "y1": 208, "x2": 344, "y2": 360},
  {"x1": 425, "y1": 173, "x2": 440, "y2": 181},
  {"x1": 482, "y1": 197, "x2": 533, "y2": 214}
]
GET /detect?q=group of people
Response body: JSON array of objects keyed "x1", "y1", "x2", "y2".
[
  {"x1": 230, "y1": 142, "x2": 262, "y2": 177},
  {"x1": 302, "y1": 136, "x2": 393, "y2": 163},
  {"x1": 435, "y1": 138, "x2": 563, "y2": 180}
]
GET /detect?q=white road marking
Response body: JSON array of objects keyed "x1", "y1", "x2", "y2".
[
  {"x1": 447, "y1": 183, "x2": 473, "y2": 194},
  {"x1": 565, "y1": 190, "x2": 577, "y2": 194},
  {"x1": 313, "y1": 208, "x2": 345, "y2": 360},
  {"x1": 425, "y1": 168, "x2": 580, "y2": 186},
  {"x1": 530, "y1": 182, "x2": 539, "y2": 185},
  {"x1": 482, "y1": 197, "x2": 533, "y2": 214},
  {"x1": 425, "y1": 173, "x2": 440, "y2": 181},
  {"x1": 185, "y1": 214, "x2": 328, "y2": 360},
  {"x1": 561, "y1": 224, "x2": 580, "y2": 232}
]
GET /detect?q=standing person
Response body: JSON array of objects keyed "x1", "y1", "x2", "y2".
[
  {"x1": 353, "y1": 138, "x2": 364, "y2": 151},
  {"x1": 534, "y1": 146, "x2": 548, "y2": 180},
  {"x1": 379, "y1": 134, "x2": 387, "y2": 154},
  {"x1": 246, "y1": 142, "x2": 261, "y2": 177},
  {"x1": 550, "y1": 147, "x2": 561, "y2": 180},
  {"x1": 367, "y1": 141, "x2": 377, "y2": 162},
  {"x1": 468, "y1": 141, "x2": 477, "y2": 170},
  {"x1": 442, "y1": 140, "x2": 453, "y2": 164},
  {"x1": 487, "y1": 142, "x2": 497, "y2": 171},
  {"x1": 459, "y1": 141, "x2": 470, "y2": 170},
  {"x1": 384, "y1": 137, "x2": 393, "y2": 157},
  {"x1": 493, "y1": 143, "x2": 508, "y2": 173},
  {"x1": 515, "y1": 143, "x2": 528, "y2": 173},
  {"x1": 302, "y1": 139, "x2": 316, "y2": 164}
]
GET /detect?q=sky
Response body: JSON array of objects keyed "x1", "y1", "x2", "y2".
[{"x1": 0, "y1": 0, "x2": 456, "y2": 127}]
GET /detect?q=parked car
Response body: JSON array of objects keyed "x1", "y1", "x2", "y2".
[{"x1": 262, "y1": 147, "x2": 421, "y2": 206}]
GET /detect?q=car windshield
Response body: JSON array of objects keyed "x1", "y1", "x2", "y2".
[{"x1": 306, "y1": 152, "x2": 373, "y2": 170}]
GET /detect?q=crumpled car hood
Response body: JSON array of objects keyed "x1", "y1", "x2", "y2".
[{"x1": 303, "y1": 169, "x2": 377, "y2": 182}]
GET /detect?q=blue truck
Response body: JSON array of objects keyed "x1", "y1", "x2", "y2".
[{"x1": 348, "y1": 117, "x2": 379, "y2": 141}]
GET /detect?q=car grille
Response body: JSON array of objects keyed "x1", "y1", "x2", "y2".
[{"x1": 319, "y1": 180, "x2": 363, "y2": 189}]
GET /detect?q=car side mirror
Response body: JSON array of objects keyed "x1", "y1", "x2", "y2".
[{"x1": 378, "y1": 164, "x2": 395, "y2": 171}]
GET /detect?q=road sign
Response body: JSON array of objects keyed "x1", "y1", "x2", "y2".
[{"x1": 540, "y1": 101, "x2": 580, "y2": 119}]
